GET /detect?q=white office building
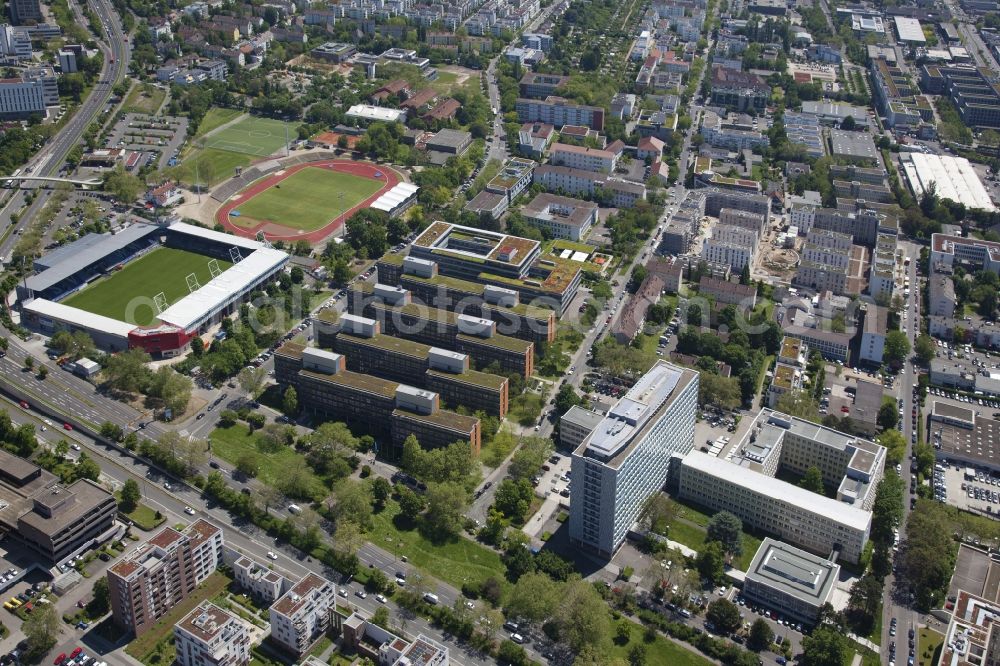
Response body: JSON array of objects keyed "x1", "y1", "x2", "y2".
[
  {"x1": 0, "y1": 66, "x2": 57, "y2": 118},
  {"x1": 568, "y1": 361, "x2": 699, "y2": 558}
]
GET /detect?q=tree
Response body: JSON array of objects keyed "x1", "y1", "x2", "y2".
[
  {"x1": 103, "y1": 165, "x2": 144, "y2": 203},
  {"x1": 493, "y1": 478, "x2": 533, "y2": 521},
  {"x1": 878, "y1": 399, "x2": 898, "y2": 430},
  {"x1": 237, "y1": 366, "x2": 268, "y2": 399},
  {"x1": 554, "y1": 577, "x2": 612, "y2": 651},
  {"x1": 282, "y1": 386, "x2": 299, "y2": 417},
  {"x1": 147, "y1": 366, "x2": 193, "y2": 414},
  {"x1": 706, "y1": 511, "x2": 744, "y2": 558},
  {"x1": 697, "y1": 541, "x2": 726, "y2": 584},
  {"x1": 120, "y1": 478, "x2": 141, "y2": 513},
  {"x1": 801, "y1": 626, "x2": 850, "y2": 666},
  {"x1": 800, "y1": 466, "x2": 826, "y2": 495},
  {"x1": 332, "y1": 519, "x2": 365, "y2": 558},
  {"x1": 22, "y1": 602, "x2": 60, "y2": 659},
  {"x1": 627, "y1": 644, "x2": 646, "y2": 666},
  {"x1": 877, "y1": 428, "x2": 907, "y2": 466},
  {"x1": 615, "y1": 621, "x2": 632, "y2": 645},
  {"x1": 423, "y1": 482, "x2": 468, "y2": 538},
  {"x1": 103, "y1": 348, "x2": 152, "y2": 394},
  {"x1": 884, "y1": 330, "x2": 912, "y2": 367},
  {"x1": 699, "y1": 373, "x2": 742, "y2": 410},
  {"x1": 739, "y1": 263, "x2": 751, "y2": 285},
  {"x1": 497, "y1": 640, "x2": 529, "y2": 666},
  {"x1": 706, "y1": 598, "x2": 741, "y2": 634},
  {"x1": 371, "y1": 606, "x2": 390, "y2": 629},
  {"x1": 397, "y1": 486, "x2": 425, "y2": 521},
  {"x1": 370, "y1": 476, "x2": 392, "y2": 510},
  {"x1": 329, "y1": 479, "x2": 373, "y2": 529},
  {"x1": 290, "y1": 266, "x2": 304, "y2": 284},
  {"x1": 87, "y1": 577, "x2": 111, "y2": 617},
  {"x1": 37, "y1": 366, "x2": 48, "y2": 380},
  {"x1": 846, "y1": 575, "x2": 883, "y2": 635},
  {"x1": 74, "y1": 454, "x2": 101, "y2": 482},
  {"x1": 236, "y1": 452, "x2": 260, "y2": 478},
  {"x1": 508, "y1": 436, "x2": 553, "y2": 480},
  {"x1": 914, "y1": 334, "x2": 935, "y2": 365},
  {"x1": 748, "y1": 618, "x2": 774, "y2": 651},
  {"x1": 840, "y1": 115, "x2": 856, "y2": 131},
  {"x1": 554, "y1": 383, "x2": 582, "y2": 415},
  {"x1": 504, "y1": 571, "x2": 561, "y2": 623},
  {"x1": 638, "y1": 494, "x2": 676, "y2": 535}
]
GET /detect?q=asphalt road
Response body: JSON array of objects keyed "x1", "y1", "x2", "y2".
[{"x1": 0, "y1": 0, "x2": 130, "y2": 260}]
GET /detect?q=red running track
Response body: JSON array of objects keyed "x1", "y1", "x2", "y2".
[{"x1": 215, "y1": 159, "x2": 400, "y2": 243}]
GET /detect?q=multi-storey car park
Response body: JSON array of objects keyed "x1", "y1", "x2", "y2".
[
  {"x1": 566, "y1": 361, "x2": 700, "y2": 558},
  {"x1": 19, "y1": 222, "x2": 289, "y2": 357},
  {"x1": 675, "y1": 408, "x2": 886, "y2": 564}
]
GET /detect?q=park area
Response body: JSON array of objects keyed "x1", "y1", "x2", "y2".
[
  {"x1": 231, "y1": 165, "x2": 385, "y2": 232},
  {"x1": 63, "y1": 247, "x2": 231, "y2": 326}
]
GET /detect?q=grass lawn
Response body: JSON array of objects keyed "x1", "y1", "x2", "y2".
[
  {"x1": 867, "y1": 603, "x2": 882, "y2": 646},
  {"x1": 114, "y1": 492, "x2": 166, "y2": 531},
  {"x1": 479, "y1": 427, "x2": 518, "y2": 468},
  {"x1": 126, "y1": 571, "x2": 231, "y2": 665},
  {"x1": 209, "y1": 424, "x2": 327, "y2": 500},
  {"x1": 233, "y1": 166, "x2": 384, "y2": 232},
  {"x1": 123, "y1": 84, "x2": 165, "y2": 114},
  {"x1": 610, "y1": 619, "x2": 712, "y2": 666},
  {"x1": 369, "y1": 498, "x2": 505, "y2": 591},
  {"x1": 429, "y1": 70, "x2": 459, "y2": 94},
  {"x1": 918, "y1": 628, "x2": 944, "y2": 666},
  {"x1": 666, "y1": 498, "x2": 762, "y2": 570},
  {"x1": 197, "y1": 107, "x2": 245, "y2": 137},
  {"x1": 171, "y1": 147, "x2": 253, "y2": 187},
  {"x1": 63, "y1": 247, "x2": 232, "y2": 325},
  {"x1": 204, "y1": 115, "x2": 297, "y2": 157}
]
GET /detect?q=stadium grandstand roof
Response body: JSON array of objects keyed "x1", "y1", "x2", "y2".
[
  {"x1": 157, "y1": 248, "x2": 288, "y2": 330},
  {"x1": 23, "y1": 298, "x2": 137, "y2": 338},
  {"x1": 167, "y1": 221, "x2": 264, "y2": 251},
  {"x1": 370, "y1": 182, "x2": 419, "y2": 213},
  {"x1": 23, "y1": 224, "x2": 160, "y2": 293}
]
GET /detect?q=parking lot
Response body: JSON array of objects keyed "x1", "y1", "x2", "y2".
[
  {"x1": 934, "y1": 461, "x2": 1000, "y2": 515},
  {"x1": 101, "y1": 113, "x2": 188, "y2": 172}
]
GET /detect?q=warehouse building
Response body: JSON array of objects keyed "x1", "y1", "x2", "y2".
[{"x1": 900, "y1": 154, "x2": 996, "y2": 212}]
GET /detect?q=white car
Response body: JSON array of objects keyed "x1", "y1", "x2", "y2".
[
  {"x1": 267, "y1": 551, "x2": 278, "y2": 560},
  {"x1": 184, "y1": 506, "x2": 195, "y2": 515},
  {"x1": 376, "y1": 594, "x2": 387, "y2": 604},
  {"x1": 355, "y1": 590, "x2": 367, "y2": 599},
  {"x1": 338, "y1": 588, "x2": 348, "y2": 597},
  {"x1": 71, "y1": 444, "x2": 81, "y2": 451}
]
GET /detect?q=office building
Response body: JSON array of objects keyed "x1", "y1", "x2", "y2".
[
  {"x1": 919, "y1": 64, "x2": 1000, "y2": 129},
  {"x1": 520, "y1": 193, "x2": 598, "y2": 241},
  {"x1": 327, "y1": 317, "x2": 508, "y2": 417},
  {"x1": 108, "y1": 520, "x2": 224, "y2": 636},
  {"x1": 310, "y1": 42, "x2": 356, "y2": 62},
  {"x1": 678, "y1": 407, "x2": 885, "y2": 563},
  {"x1": 405, "y1": 221, "x2": 582, "y2": 315},
  {"x1": 781, "y1": 324, "x2": 851, "y2": 362},
  {"x1": 938, "y1": 589, "x2": 1000, "y2": 666},
  {"x1": 930, "y1": 233, "x2": 1000, "y2": 274},
  {"x1": 0, "y1": 24, "x2": 31, "y2": 59},
  {"x1": 8, "y1": 0, "x2": 41, "y2": 25},
  {"x1": 742, "y1": 539, "x2": 840, "y2": 625},
  {"x1": 269, "y1": 573, "x2": 337, "y2": 656},
  {"x1": 800, "y1": 101, "x2": 868, "y2": 127},
  {"x1": 828, "y1": 130, "x2": 878, "y2": 165},
  {"x1": 516, "y1": 97, "x2": 605, "y2": 131},
  {"x1": 174, "y1": 603, "x2": 251, "y2": 666},
  {"x1": 0, "y1": 449, "x2": 117, "y2": 564},
  {"x1": 0, "y1": 66, "x2": 57, "y2": 119},
  {"x1": 549, "y1": 142, "x2": 617, "y2": 173},
  {"x1": 568, "y1": 362, "x2": 699, "y2": 558},
  {"x1": 928, "y1": 402, "x2": 1000, "y2": 473},
  {"x1": 870, "y1": 57, "x2": 934, "y2": 128},
  {"x1": 274, "y1": 344, "x2": 482, "y2": 456},
  {"x1": 859, "y1": 305, "x2": 887, "y2": 364}
]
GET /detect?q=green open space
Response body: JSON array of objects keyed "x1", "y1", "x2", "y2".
[
  {"x1": 197, "y1": 107, "x2": 245, "y2": 138},
  {"x1": 610, "y1": 619, "x2": 712, "y2": 666},
  {"x1": 63, "y1": 247, "x2": 232, "y2": 326},
  {"x1": 209, "y1": 424, "x2": 327, "y2": 499},
  {"x1": 171, "y1": 147, "x2": 252, "y2": 188},
  {"x1": 918, "y1": 628, "x2": 944, "y2": 666},
  {"x1": 664, "y1": 498, "x2": 763, "y2": 570},
  {"x1": 204, "y1": 115, "x2": 298, "y2": 157},
  {"x1": 370, "y1": 497, "x2": 505, "y2": 591},
  {"x1": 122, "y1": 84, "x2": 166, "y2": 115},
  {"x1": 233, "y1": 166, "x2": 384, "y2": 232},
  {"x1": 126, "y1": 571, "x2": 231, "y2": 666},
  {"x1": 114, "y1": 491, "x2": 166, "y2": 531}
]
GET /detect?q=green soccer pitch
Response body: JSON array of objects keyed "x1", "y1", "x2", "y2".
[
  {"x1": 63, "y1": 247, "x2": 232, "y2": 326},
  {"x1": 202, "y1": 115, "x2": 297, "y2": 157},
  {"x1": 232, "y1": 166, "x2": 385, "y2": 232}
]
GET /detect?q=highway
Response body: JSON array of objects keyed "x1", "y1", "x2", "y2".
[{"x1": 0, "y1": 0, "x2": 130, "y2": 260}]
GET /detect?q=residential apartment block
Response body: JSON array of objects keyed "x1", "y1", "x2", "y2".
[
  {"x1": 781, "y1": 324, "x2": 851, "y2": 362},
  {"x1": 232, "y1": 555, "x2": 288, "y2": 605},
  {"x1": 519, "y1": 72, "x2": 569, "y2": 98},
  {"x1": 568, "y1": 362, "x2": 699, "y2": 558},
  {"x1": 108, "y1": 520, "x2": 224, "y2": 636},
  {"x1": 767, "y1": 337, "x2": 808, "y2": 407},
  {"x1": 533, "y1": 164, "x2": 646, "y2": 208},
  {"x1": 859, "y1": 305, "x2": 888, "y2": 364},
  {"x1": 703, "y1": 189, "x2": 771, "y2": 221},
  {"x1": 338, "y1": 612, "x2": 449, "y2": 666},
  {"x1": 709, "y1": 66, "x2": 769, "y2": 112},
  {"x1": 520, "y1": 193, "x2": 598, "y2": 241},
  {"x1": 698, "y1": 276, "x2": 757, "y2": 307},
  {"x1": 548, "y1": 142, "x2": 617, "y2": 173},
  {"x1": 274, "y1": 344, "x2": 482, "y2": 457},
  {"x1": 269, "y1": 573, "x2": 337, "y2": 656},
  {"x1": 699, "y1": 110, "x2": 770, "y2": 151},
  {"x1": 516, "y1": 96, "x2": 605, "y2": 131},
  {"x1": 928, "y1": 272, "x2": 957, "y2": 318},
  {"x1": 174, "y1": 603, "x2": 250, "y2": 666},
  {"x1": 678, "y1": 408, "x2": 885, "y2": 563}
]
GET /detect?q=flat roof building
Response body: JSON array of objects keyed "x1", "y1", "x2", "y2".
[
  {"x1": 929, "y1": 401, "x2": 1000, "y2": 473},
  {"x1": 520, "y1": 193, "x2": 598, "y2": 241},
  {"x1": 174, "y1": 603, "x2": 250, "y2": 666},
  {"x1": 930, "y1": 233, "x2": 1000, "y2": 274},
  {"x1": 894, "y1": 16, "x2": 926, "y2": 43},
  {"x1": 938, "y1": 589, "x2": 1000, "y2": 666},
  {"x1": 828, "y1": 130, "x2": 878, "y2": 164},
  {"x1": 569, "y1": 362, "x2": 699, "y2": 558},
  {"x1": 270, "y1": 573, "x2": 337, "y2": 656},
  {"x1": 345, "y1": 104, "x2": 408, "y2": 124},
  {"x1": 743, "y1": 538, "x2": 840, "y2": 625},
  {"x1": 900, "y1": 154, "x2": 996, "y2": 212}
]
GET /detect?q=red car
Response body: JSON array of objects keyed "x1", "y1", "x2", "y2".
[
  {"x1": 18, "y1": 400, "x2": 28, "y2": 409},
  {"x1": 63, "y1": 423, "x2": 73, "y2": 431},
  {"x1": 70, "y1": 648, "x2": 82, "y2": 659},
  {"x1": 54, "y1": 654, "x2": 66, "y2": 665}
]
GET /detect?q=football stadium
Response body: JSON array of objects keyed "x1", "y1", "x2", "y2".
[{"x1": 19, "y1": 222, "x2": 289, "y2": 357}]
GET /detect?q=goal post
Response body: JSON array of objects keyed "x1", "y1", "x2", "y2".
[
  {"x1": 153, "y1": 292, "x2": 168, "y2": 314},
  {"x1": 185, "y1": 273, "x2": 201, "y2": 293},
  {"x1": 207, "y1": 259, "x2": 222, "y2": 278},
  {"x1": 229, "y1": 247, "x2": 243, "y2": 264},
  {"x1": 255, "y1": 231, "x2": 273, "y2": 249}
]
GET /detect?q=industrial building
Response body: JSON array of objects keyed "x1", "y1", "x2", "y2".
[
  {"x1": 938, "y1": 589, "x2": 1000, "y2": 666},
  {"x1": 828, "y1": 130, "x2": 878, "y2": 165},
  {"x1": 928, "y1": 402, "x2": 1000, "y2": 473},
  {"x1": 742, "y1": 539, "x2": 840, "y2": 625},
  {"x1": 108, "y1": 520, "x2": 224, "y2": 636},
  {"x1": 274, "y1": 344, "x2": 482, "y2": 456},
  {"x1": 894, "y1": 16, "x2": 926, "y2": 44},
  {"x1": 899, "y1": 153, "x2": 996, "y2": 212},
  {"x1": 567, "y1": 362, "x2": 699, "y2": 558}
]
